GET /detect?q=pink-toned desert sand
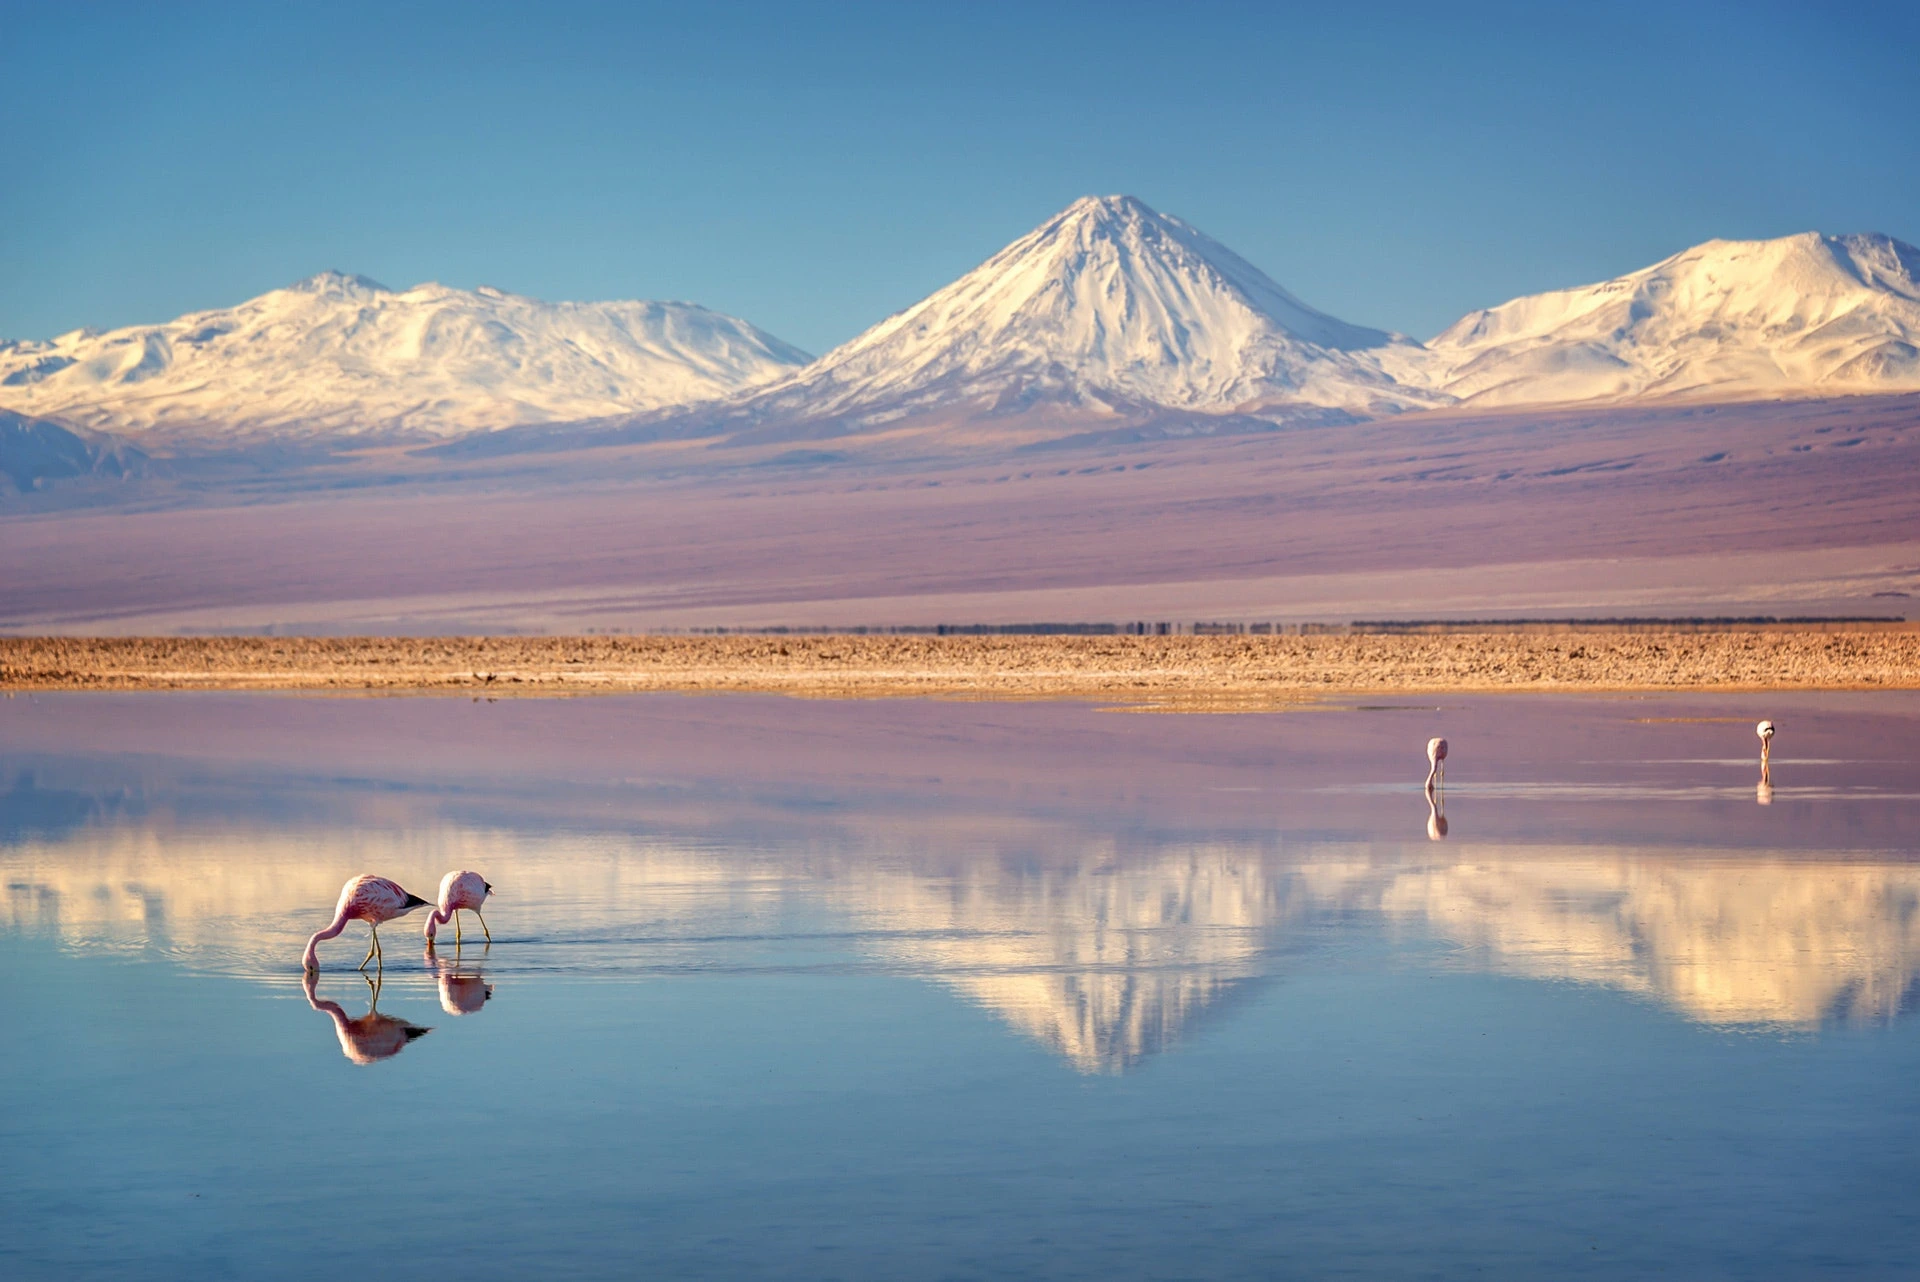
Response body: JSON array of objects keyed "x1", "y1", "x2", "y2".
[{"x1": 1, "y1": 396, "x2": 1916, "y2": 634}]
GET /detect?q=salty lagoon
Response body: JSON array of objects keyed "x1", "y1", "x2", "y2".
[{"x1": 4, "y1": 691, "x2": 1919, "y2": 1278}]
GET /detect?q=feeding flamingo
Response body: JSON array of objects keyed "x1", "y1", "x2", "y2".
[
  {"x1": 424, "y1": 869, "x2": 494, "y2": 946},
  {"x1": 302, "y1": 874, "x2": 430, "y2": 972},
  {"x1": 303, "y1": 970, "x2": 431, "y2": 1064},
  {"x1": 1425, "y1": 737, "x2": 1449, "y2": 792},
  {"x1": 1757, "y1": 719, "x2": 1776, "y2": 782}
]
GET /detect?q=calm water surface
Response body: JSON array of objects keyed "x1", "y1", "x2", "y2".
[{"x1": 3, "y1": 691, "x2": 1918, "y2": 1279}]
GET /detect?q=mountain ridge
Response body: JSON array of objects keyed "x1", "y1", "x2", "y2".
[
  {"x1": 6, "y1": 205, "x2": 1920, "y2": 463},
  {"x1": 0, "y1": 274, "x2": 810, "y2": 442},
  {"x1": 1425, "y1": 231, "x2": 1920, "y2": 406}
]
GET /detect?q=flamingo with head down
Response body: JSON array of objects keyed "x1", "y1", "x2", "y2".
[
  {"x1": 303, "y1": 875, "x2": 431, "y2": 972},
  {"x1": 424, "y1": 870, "x2": 494, "y2": 947},
  {"x1": 1425, "y1": 737, "x2": 1448, "y2": 792}
]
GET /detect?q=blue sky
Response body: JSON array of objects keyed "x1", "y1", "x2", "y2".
[{"x1": 3, "y1": 0, "x2": 1916, "y2": 353}]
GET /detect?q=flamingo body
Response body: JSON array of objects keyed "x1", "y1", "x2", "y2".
[
  {"x1": 424, "y1": 869, "x2": 494, "y2": 945},
  {"x1": 303, "y1": 875, "x2": 430, "y2": 972},
  {"x1": 1757, "y1": 719, "x2": 1776, "y2": 782},
  {"x1": 1425, "y1": 737, "x2": 1449, "y2": 791}
]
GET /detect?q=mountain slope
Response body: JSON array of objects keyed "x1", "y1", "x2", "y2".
[
  {"x1": 0, "y1": 409, "x2": 146, "y2": 494},
  {"x1": 0, "y1": 272, "x2": 810, "y2": 442},
  {"x1": 1425, "y1": 232, "x2": 1920, "y2": 406},
  {"x1": 681, "y1": 195, "x2": 1440, "y2": 440}
]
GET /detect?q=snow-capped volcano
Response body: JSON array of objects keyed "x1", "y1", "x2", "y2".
[
  {"x1": 0, "y1": 272, "x2": 809, "y2": 441},
  {"x1": 1425, "y1": 232, "x2": 1920, "y2": 406},
  {"x1": 699, "y1": 195, "x2": 1439, "y2": 434}
]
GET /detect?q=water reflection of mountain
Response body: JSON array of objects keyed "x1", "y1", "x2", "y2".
[
  {"x1": 5, "y1": 822, "x2": 1920, "y2": 1069},
  {"x1": 831, "y1": 851, "x2": 1286, "y2": 1073},
  {"x1": 1373, "y1": 857, "x2": 1920, "y2": 1026}
]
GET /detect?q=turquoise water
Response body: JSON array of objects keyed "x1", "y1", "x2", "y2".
[{"x1": 3, "y1": 691, "x2": 1918, "y2": 1279}]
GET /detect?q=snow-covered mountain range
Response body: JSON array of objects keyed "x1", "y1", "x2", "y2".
[
  {"x1": 696, "y1": 194, "x2": 1443, "y2": 436},
  {"x1": 1426, "y1": 232, "x2": 1920, "y2": 406},
  {"x1": 4, "y1": 203, "x2": 1918, "y2": 463},
  {"x1": 0, "y1": 272, "x2": 809, "y2": 441}
]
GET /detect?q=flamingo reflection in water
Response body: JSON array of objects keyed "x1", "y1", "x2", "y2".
[
  {"x1": 1426, "y1": 789, "x2": 1449, "y2": 840},
  {"x1": 424, "y1": 944, "x2": 495, "y2": 1016},
  {"x1": 303, "y1": 970, "x2": 431, "y2": 1064},
  {"x1": 423, "y1": 870, "x2": 493, "y2": 948},
  {"x1": 303, "y1": 875, "x2": 431, "y2": 973}
]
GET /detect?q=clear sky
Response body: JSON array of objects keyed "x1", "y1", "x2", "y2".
[{"x1": 4, "y1": 0, "x2": 1916, "y2": 354}]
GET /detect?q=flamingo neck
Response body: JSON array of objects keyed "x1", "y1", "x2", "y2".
[
  {"x1": 303, "y1": 913, "x2": 349, "y2": 971},
  {"x1": 424, "y1": 905, "x2": 453, "y2": 940}
]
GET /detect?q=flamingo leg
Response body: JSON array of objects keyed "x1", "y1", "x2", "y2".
[
  {"x1": 359, "y1": 933, "x2": 376, "y2": 970},
  {"x1": 454, "y1": 910, "x2": 463, "y2": 946},
  {"x1": 476, "y1": 910, "x2": 491, "y2": 944}
]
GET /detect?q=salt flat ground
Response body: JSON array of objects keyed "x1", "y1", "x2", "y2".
[{"x1": 2, "y1": 396, "x2": 1916, "y2": 632}]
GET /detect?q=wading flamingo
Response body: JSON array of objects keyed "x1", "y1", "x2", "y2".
[
  {"x1": 304, "y1": 970, "x2": 431, "y2": 1064},
  {"x1": 424, "y1": 870, "x2": 494, "y2": 946},
  {"x1": 1757, "y1": 719, "x2": 1776, "y2": 782},
  {"x1": 1425, "y1": 737, "x2": 1449, "y2": 792},
  {"x1": 303, "y1": 875, "x2": 430, "y2": 972}
]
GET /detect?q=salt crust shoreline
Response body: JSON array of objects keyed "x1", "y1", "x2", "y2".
[{"x1": 3, "y1": 632, "x2": 1916, "y2": 708}]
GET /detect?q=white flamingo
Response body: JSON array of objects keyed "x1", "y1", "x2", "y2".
[
  {"x1": 303, "y1": 875, "x2": 431, "y2": 972},
  {"x1": 1756, "y1": 719, "x2": 1775, "y2": 782},
  {"x1": 1425, "y1": 737, "x2": 1448, "y2": 792}
]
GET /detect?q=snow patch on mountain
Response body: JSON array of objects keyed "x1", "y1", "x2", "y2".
[
  {"x1": 0, "y1": 271, "x2": 810, "y2": 441},
  {"x1": 1425, "y1": 232, "x2": 1920, "y2": 406}
]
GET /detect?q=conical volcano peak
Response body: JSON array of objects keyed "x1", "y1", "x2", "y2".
[
  {"x1": 714, "y1": 195, "x2": 1437, "y2": 434},
  {"x1": 1052, "y1": 193, "x2": 1160, "y2": 227}
]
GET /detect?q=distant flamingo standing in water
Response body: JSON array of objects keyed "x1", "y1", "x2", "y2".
[
  {"x1": 303, "y1": 875, "x2": 430, "y2": 972},
  {"x1": 1757, "y1": 719, "x2": 1776, "y2": 782},
  {"x1": 424, "y1": 870, "x2": 494, "y2": 947},
  {"x1": 1425, "y1": 737, "x2": 1449, "y2": 791}
]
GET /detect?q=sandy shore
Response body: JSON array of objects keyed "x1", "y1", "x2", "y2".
[{"x1": 3, "y1": 631, "x2": 1916, "y2": 706}]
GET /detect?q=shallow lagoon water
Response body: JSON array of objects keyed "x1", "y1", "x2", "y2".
[{"x1": 3, "y1": 691, "x2": 1919, "y2": 1279}]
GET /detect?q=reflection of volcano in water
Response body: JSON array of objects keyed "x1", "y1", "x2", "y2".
[
  {"x1": 832, "y1": 851, "x2": 1286, "y2": 1074},
  {"x1": 6, "y1": 820, "x2": 1920, "y2": 1068}
]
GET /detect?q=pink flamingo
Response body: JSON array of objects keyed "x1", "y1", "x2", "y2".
[
  {"x1": 303, "y1": 874, "x2": 431, "y2": 972},
  {"x1": 424, "y1": 869, "x2": 494, "y2": 946},
  {"x1": 303, "y1": 970, "x2": 431, "y2": 1063},
  {"x1": 1425, "y1": 736, "x2": 1449, "y2": 792}
]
